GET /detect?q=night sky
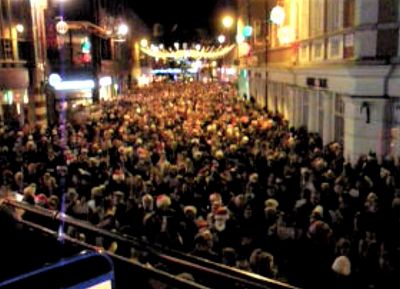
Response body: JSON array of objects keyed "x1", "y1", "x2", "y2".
[{"x1": 129, "y1": 0, "x2": 235, "y2": 44}]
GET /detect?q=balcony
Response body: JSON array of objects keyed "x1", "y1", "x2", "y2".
[{"x1": 0, "y1": 59, "x2": 27, "y2": 68}]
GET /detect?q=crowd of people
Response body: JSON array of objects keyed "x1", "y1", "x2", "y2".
[{"x1": 1, "y1": 82, "x2": 400, "y2": 288}]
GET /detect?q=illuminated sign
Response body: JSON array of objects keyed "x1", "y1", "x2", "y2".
[
  {"x1": 49, "y1": 74, "x2": 95, "y2": 91},
  {"x1": 81, "y1": 37, "x2": 91, "y2": 54},
  {"x1": 99, "y1": 76, "x2": 112, "y2": 87}
]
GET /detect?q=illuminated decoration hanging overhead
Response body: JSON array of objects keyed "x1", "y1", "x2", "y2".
[
  {"x1": 140, "y1": 45, "x2": 235, "y2": 60},
  {"x1": 80, "y1": 37, "x2": 92, "y2": 63},
  {"x1": 270, "y1": 5, "x2": 285, "y2": 25}
]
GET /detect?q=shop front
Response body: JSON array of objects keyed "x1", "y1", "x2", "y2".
[{"x1": 0, "y1": 67, "x2": 30, "y2": 126}]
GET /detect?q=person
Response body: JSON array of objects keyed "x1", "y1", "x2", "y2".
[
  {"x1": 143, "y1": 194, "x2": 181, "y2": 247},
  {"x1": 190, "y1": 231, "x2": 219, "y2": 262},
  {"x1": 249, "y1": 249, "x2": 277, "y2": 278}
]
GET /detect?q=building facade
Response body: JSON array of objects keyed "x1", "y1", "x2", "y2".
[
  {"x1": 0, "y1": 0, "x2": 148, "y2": 127},
  {"x1": 0, "y1": 0, "x2": 47, "y2": 127},
  {"x1": 238, "y1": 0, "x2": 400, "y2": 163}
]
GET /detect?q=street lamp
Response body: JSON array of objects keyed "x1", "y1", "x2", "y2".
[
  {"x1": 16, "y1": 24, "x2": 24, "y2": 33},
  {"x1": 117, "y1": 23, "x2": 128, "y2": 36},
  {"x1": 222, "y1": 15, "x2": 234, "y2": 29},
  {"x1": 29, "y1": 0, "x2": 48, "y2": 127},
  {"x1": 140, "y1": 38, "x2": 148, "y2": 48},
  {"x1": 56, "y1": 19, "x2": 69, "y2": 35},
  {"x1": 270, "y1": 5, "x2": 285, "y2": 25}
]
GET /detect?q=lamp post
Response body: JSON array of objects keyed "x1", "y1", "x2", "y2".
[{"x1": 30, "y1": 0, "x2": 48, "y2": 128}]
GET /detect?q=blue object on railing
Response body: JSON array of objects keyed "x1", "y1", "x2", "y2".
[{"x1": 0, "y1": 251, "x2": 115, "y2": 289}]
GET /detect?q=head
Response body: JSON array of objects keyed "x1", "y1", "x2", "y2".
[
  {"x1": 222, "y1": 247, "x2": 237, "y2": 266},
  {"x1": 184, "y1": 206, "x2": 197, "y2": 220},
  {"x1": 156, "y1": 194, "x2": 171, "y2": 211},
  {"x1": 250, "y1": 249, "x2": 276, "y2": 277},
  {"x1": 194, "y1": 233, "x2": 213, "y2": 251},
  {"x1": 141, "y1": 194, "x2": 154, "y2": 211},
  {"x1": 243, "y1": 205, "x2": 253, "y2": 219},
  {"x1": 214, "y1": 207, "x2": 229, "y2": 232}
]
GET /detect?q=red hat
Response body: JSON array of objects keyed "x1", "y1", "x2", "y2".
[
  {"x1": 196, "y1": 219, "x2": 208, "y2": 229},
  {"x1": 215, "y1": 206, "x2": 229, "y2": 217},
  {"x1": 35, "y1": 194, "x2": 48, "y2": 207},
  {"x1": 156, "y1": 194, "x2": 171, "y2": 208}
]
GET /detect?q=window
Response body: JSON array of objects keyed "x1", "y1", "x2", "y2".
[
  {"x1": 302, "y1": 90, "x2": 309, "y2": 127},
  {"x1": 254, "y1": 20, "x2": 266, "y2": 45},
  {"x1": 313, "y1": 40, "x2": 324, "y2": 60},
  {"x1": 329, "y1": 35, "x2": 342, "y2": 58},
  {"x1": 300, "y1": 44, "x2": 309, "y2": 62},
  {"x1": 279, "y1": 85, "x2": 285, "y2": 114},
  {"x1": 318, "y1": 92, "x2": 324, "y2": 136},
  {"x1": 1, "y1": 39, "x2": 13, "y2": 59},
  {"x1": 344, "y1": 0, "x2": 355, "y2": 28},
  {"x1": 310, "y1": 0, "x2": 325, "y2": 36},
  {"x1": 327, "y1": 0, "x2": 343, "y2": 32},
  {"x1": 334, "y1": 94, "x2": 345, "y2": 142},
  {"x1": 299, "y1": 0, "x2": 310, "y2": 40}
]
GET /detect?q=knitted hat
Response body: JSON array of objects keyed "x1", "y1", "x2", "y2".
[
  {"x1": 196, "y1": 219, "x2": 208, "y2": 229},
  {"x1": 35, "y1": 194, "x2": 48, "y2": 207}
]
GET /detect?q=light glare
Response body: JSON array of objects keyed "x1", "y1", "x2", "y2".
[
  {"x1": 117, "y1": 24, "x2": 129, "y2": 36},
  {"x1": 222, "y1": 16, "x2": 234, "y2": 28},
  {"x1": 16, "y1": 24, "x2": 24, "y2": 33},
  {"x1": 270, "y1": 5, "x2": 285, "y2": 25},
  {"x1": 140, "y1": 39, "x2": 148, "y2": 47},
  {"x1": 217, "y1": 35, "x2": 226, "y2": 44}
]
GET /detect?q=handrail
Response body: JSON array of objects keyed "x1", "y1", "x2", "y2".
[
  {"x1": 17, "y1": 219, "x2": 210, "y2": 289},
  {"x1": 4, "y1": 199, "x2": 300, "y2": 289}
]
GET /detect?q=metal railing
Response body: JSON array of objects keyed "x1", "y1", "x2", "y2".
[
  {"x1": 14, "y1": 219, "x2": 210, "y2": 289},
  {"x1": 4, "y1": 199, "x2": 300, "y2": 289}
]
